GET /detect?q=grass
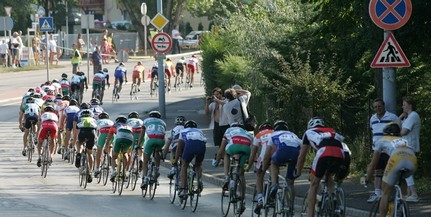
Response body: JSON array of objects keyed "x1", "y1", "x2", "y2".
[{"x1": 0, "y1": 64, "x2": 65, "y2": 73}]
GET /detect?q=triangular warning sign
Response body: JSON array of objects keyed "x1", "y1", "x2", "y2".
[
  {"x1": 371, "y1": 32, "x2": 410, "y2": 68},
  {"x1": 41, "y1": 20, "x2": 51, "y2": 29}
]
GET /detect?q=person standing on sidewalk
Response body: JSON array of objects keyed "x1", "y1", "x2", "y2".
[
  {"x1": 367, "y1": 98, "x2": 398, "y2": 203},
  {"x1": 91, "y1": 45, "x2": 102, "y2": 75},
  {"x1": 171, "y1": 26, "x2": 181, "y2": 54},
  {"x1": 398, "y1": 96, "x2": 421, "y2": 202},
  {"x1": 205, "y1": 87, "x2": 228, "y2": 147},
  {"x1": 71, "y1": 43, "x2": 82, "y2": 74}
]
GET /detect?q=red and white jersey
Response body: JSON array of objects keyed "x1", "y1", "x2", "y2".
[
  {"x1": 302, "y1": 127, "x2": 344, "y2": 151},
  {"x1": 40, "y1": 111, "x2": 59, "y2": 122},
  {"x1": 187, "y1": 57, "x2": 198, "y2": 67},
  {"x1": 252, "y1": 129, "x2": 274, "y2": 168}
]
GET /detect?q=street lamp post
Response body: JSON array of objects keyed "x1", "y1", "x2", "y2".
[{"x1": 4, "y1": 6, "x2": 12, "y2": 67}]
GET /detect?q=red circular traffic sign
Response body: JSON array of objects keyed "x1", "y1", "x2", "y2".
[
  {"x1": 369, "y1": 0, "x2": 412, "y2": 30},
  {"x1": 151, "y1": 32, "x2": 172, "y2": 53}
]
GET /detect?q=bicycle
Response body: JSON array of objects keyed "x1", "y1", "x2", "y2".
[
  {"x1": 68, "y1": 140, "x2": 75, "y2": 165},
  {"x1": 221, "y1": 155, "x2": 246, "y2": 217},
  {"x1": 141, "y1": 150, "x2": 161, "y2": 200},
  {"x1": 40, "y1": 130, "x2": 52, "y2": 178},
  {"x1": 368, "y1": 169, "x2": 411, "y2": 217},
  {"x1": 126, "y1": 144, "x2": 141, "y2": 191},
  {"x1": 26, "y1": 120, "x2": 37, "y2": 163},
  {"x1": 112, "y1": 84, "x2": 119, "y2": 103},
  {"x1": 252, "y1": 171, "x2": 274, "y2": 217},
  {"x1": 78, "y1": 144, "x2": 90, "y2": 189},
  {"x1": 169, "y1": 161, "x2": 181, "y2": 204},
  {"x1": 179, "y1": 161, "x2": 202, "y2": 212},
  {"x1": 150, "y1": 75, "x2": 159, "y2": 97},
  {"x1": 112, "y1": 145, "x2": 128, "y2": 196},
  {"x1": 130, "y1": 83, "x2": 139, "y2": 100},
  {"x1": 93, "y1": 86, "x2": 102, "y2": 101},
  {"x1": 98, "y1": 149, "x2": 111, "y2": 186},
  {"x1": 300, "y1": 167, "x2": 346, "y2": 217}
]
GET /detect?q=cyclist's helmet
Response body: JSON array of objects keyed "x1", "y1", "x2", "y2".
[
  {"x1": 148, "y1": 111, "x2": 161, "y2": 118},
  {"x1": 99, "y1": 112, "x2": 110, "y2": 119},
  {"x1": 273, "y1": 120, "x2": 289, "y2": 131},
  {"x1": 61, "y1": 73, "x2": 68, "y2": 78},
  {"x1": 45, "y1": 97, "x2": 53, "y2": 103},
  {"x1": 175, "y1": 116, "x2": 186, "y2": 125},
  {"x1": 307, "y1": 117, "x2": 325, "y2": 129},
  {"x1": 77, "y1": 71, "x2": 85, "y2": 76},
  {"x1": 102, "y1": 68, "x2": 108, "y2": 73},
  {"x1": 119, "y1": 62, "x2": 124, "y2": 66},
  {"x1": 258, "y1": 122, "x2": 273, "y2": 132},
  {"x1": 28, "y1": 88, "x2": 35, "y2": 92},
  {"x1": 69, "y1": 99, "x2": 78, "y2": 106},
  {"x1": 62, "y1": 95, "x2": 71, "y2": 101},
  {"x1": 55, "y1": 94, "x2": 63, "y2": 100},
  {"x1": 80, "y1": 102, "x2": 90, "y2": 109},
  {"x1": 184, "y1": 120, "x2": 197, "y2": 128},
  {"x1": 115, "y1": 115, "x2": 128, "y2": 123},
  {"x1": 90, "y1": 98, "x2": 100, "y2": 105},
  {"x1": 230, "y1": 122, "x2": 244, "y2": 129},
  {"x1": 383, "y1": 122, "x2": 401, "y2": 136},
  {"x1": 25, "y1": 97, "x2": 35, "y2": 104},
  {"x1": 52, "y1": 79, "x2": 59, "y2": 83},
  {"x1": 33, "y1": 93, "x2": 41, "y2": 98},
  {"x1": 81, "y1": 110, "x2": 92, "y2": 117},
  {"x1": 128, "y1": 111, "x2": 140, "y2": 119},
  {"x1": 44, "y1": 105, "x2": 55, "y2": 112},
  {"x1": 43, "y1": 87, "x2": 52, "y2": 93}
]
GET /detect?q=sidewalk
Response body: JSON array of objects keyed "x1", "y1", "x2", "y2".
[{"x1": 160, "y1": 97, "x2": 431, "y2": 217}]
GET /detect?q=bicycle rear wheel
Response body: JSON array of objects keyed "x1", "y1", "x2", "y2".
[
  {"x1": 320, "y1": 193, "x2": 335, "y2": 217},
  {"x1": 334, "y1": 187, "x2": 346, "y2": 217},
  {"x1": 279, "y1": 186, "x2": 294, "y2": 217},
  {"x1": 221, "y1": 187, "x2": 231, "y2": 217},
  {"x1": 102, "y1": 154, "x2": 110, "y2": 186},
  {"x1": 300, "y1": 191, "x2": 309, "y2": 217},
  {"x1": 397, "y1": 200, "x2": 410, "y2": 217},
  {"x1": 41, "y1": 143, "x2": 49, "y2": 178},
  {"x1": 118, "y1": 160, "x2": 125, "y2": 195},
  {"x1": 83, "y1": 161, "x2": 89, "y2": 189},
  {"x1": 252, "y1": 189, "x2": 262, "y2": 217},
  {"x1": 27, "y1": 137, "x2": 34, "y2": 163},
  {"x1": 180, "y1": 188, "x2": 188, "y2": 210},
  {"x1": 149, "y1": 178, "x2": 157, "y2": 200},
  {"x1": 169, "y1": 177, "x2": 177, "y2": 204},
  {"x1": 368, "y1": 199, "x2": 379, "y2": 217},
  {"x1": 190, "y1": 174, "x2": 199, "y2": 212},
  {"x1": 130, "y1": 157, "x2": 139, "y2": 191}
]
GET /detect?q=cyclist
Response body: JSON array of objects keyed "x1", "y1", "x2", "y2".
[
  {"x1": 186, "y1": 55, "x2": 199, "y2": 88},
  {"x1": 266, "y1": 120, "x2": 301, "y2": 199},
  {"x1": 73, "y1": 102, "x2": 93, "y2": 167},
  {"x1": 41, "y1": 98, "x2": 57, "y2": 117},
  {"x1": 139, "y1": 111, "x2": 167, "y2": 189},
  {"x1": 51, "y1": 79, "x2": 62, "y2": 95},
  {"x1": 77, "y1": 71, "x2": 88, "y2": 103},
  {"x1": 37, "y1": 105, "x2": 59, "y2": 167},
  {"x1": 165, "y1": 58, "x2": 174, "y2": 92},
  {"x1": 114, "y1": 62, "x2": 128, "y2": 98},
  {"x1": 295, "y1": 117, "x2": 346, "y2": 217},
  {"x1": 162, "y1": 115, "x2": 186, "y2": 179},
  {"x1": 214, "y1": 122, "x2": 254, "y2": 214},
  {"x1": 246, "y1": 122, "x2": 274, "y2": 214},
  {"x1": 107, "y1": 115, "x2": 134, "y2": 182},
  {"x1": 55, "y1": 95, "x2": 69, "y2": 154},
  {"x1": 150, "y1": 62, "x2": 158, "y2": 93},
  {"x1": 54, "y1": 94, "x2": 63, "y2": 104},
  {"x1": 59, "y1": 73, "x2": 70, "y2": 96},
  {"x1": 365, "y1": 122, "x2": 417, "y2": 217},
  {"x1": 59, "y1": 99, "x2": 80, "y2": 160},
  {"x1": 174, "y1": 57, "x2": 186, "y2": 87},
  {"x1": 19, "y1": 97, "x2": 41, "y2": 156},
  {"x1": 74, "y1": 109, "x2": 98, "y2": 183},
  {"x1": 32, "y1": 93, "x2": 44, "y2": 108},
  {"x1": 126, "y1": 111, "x2": 144, "y2": 170},
  {"x1": 70, "y1": 72, "x2": 83, "y2": 102},
  {"x1": 92, "y1": 69, "x2": 110, "y2": 104},
  {"x1": 94, "y1": 112, "x2": 114, "y2": 178},
  {"x1": 42, "y1": 87, "x2": 56, "y2": 101},
  {"x1": 89, "y1": 98, "x2": 105, "y2": 119},
  {"x1": 175, "y1": 120, "x2": 207, "y2": 199},
  {"x1": 131, "y1": 61, "x2": 145, "y2": 93}
]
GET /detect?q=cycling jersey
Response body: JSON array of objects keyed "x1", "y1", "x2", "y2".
[
  {"x1": 179, "y1": 127, "x2": 207, "y2": 164},
  {"x1": 223, "y1": 126, "x2": 254, "y2": 166},
  {"x1": 187, "y1": 57, "x2": 199, "y2": 73},
  {"x1": 96, "y1": 119, "x2": 114, "y2": 148},
  {"x1": 132, "y1": 65, "x2": 145, "y2": 80},
  {"x1": 22, "y1": 102, "x2": 40, "y2": 116},
  {"x1": 60, "y1": 78, "x2": 70, "y2": 95},
  {"x1": 39, "y1": 111, "x2": 59, "y2": 140},
  {"x1": 269, "y1": 130, "x2": 301, "y2": 179},
  {"x1": 64, "y1": 105, "x2": 80, "y2": 131},
  {"x1": 127, "y1": 118, "x2": 144, "y2": 146},
  {"x1": 77, "y1": 116, "x2": 97, "y2": 149},
  {"x1": 77, "y1": 116, "x2": 98, "y2": 129},
  {"x1": 90, "y1": 105, "x2": 104, "y2": 119},
  {"x1": 142, "y1": 117, "x2": 166, "y2": 155},
  {"x1": 71, "y1": 74, "x2": 83, "y2": 84},
  {"x1": 109, "y1": 123, "x2": 134, "y2": 153},
  {"x1": 167, "y1": 125, "x2": 184, "y2": 150},
  {"x1": 252, "y1": 129, "x2": 274, "y2": 169},
  {"x1": 114, "y1": 66, "x2": 127, "y2": 83}
]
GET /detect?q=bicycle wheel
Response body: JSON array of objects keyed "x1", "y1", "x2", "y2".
[
  {"x1": 278, "y1": 186, "x2": 294, "y2": 217},
  {"x1": 334, "y1": 187, "x2": 346, "y2": 217},
  {"x1": 27, "y1": 135, "x2": 34, "y2": 163},
  {"x1": 190, "y1": 173, "x2": 199, "y2": 212},
  {"x1": 130, "y1": 157, "x2": 139, "y2": 191},
  {"x1": 41, "y1": 143, "x2": 49, "y2": 178},
  {"x1": 320, "y1": 193, "x2": 334, "y2": 217},
  {"x1": 102, "y1": 154, "x2": 110, "y2": 186},
  {"x1": 221, "y1": 186, "x2": 231, "y2": 217},
  {"x1": 233, "y1": 178, "x2": 245, "y2": 216},
  {"x1": 169, "y1": 176, "x2": 177, "y2": 204},
  {"x1": 300, "y1": 191, "x2": 309, "y2": 217},
  {"x1": 83, "y1": 160, "x2": 89, "y2": 189},
  {"x1": 252, "y1": 189, "x2": 262, "y2": 217},
  {"x1": 149, "y1": 177, "x2": 157, "y2": 200},
  {"x1": 118, "y1": 159, "x2": 125, "y2": 196},
  {"x1": 368, "y1": 199, "x2": 379, "y2": 217},
  {"x1": 397, "y1": 200, "x2": 410, "y2": 217},
  {"x1": 81, "y1": 155, "x2": 88, "y2": 189},
  {"x1": 180, "y1": 188, "x2": 188, "y2": 210}
]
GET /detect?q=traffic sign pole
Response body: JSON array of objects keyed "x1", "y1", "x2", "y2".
[
  {"x1": 382, "y1": 31, "x2": 397, "y2": 114},
  {"x1": 157, "y1": 0, "x2": 165, "y2": 119}
]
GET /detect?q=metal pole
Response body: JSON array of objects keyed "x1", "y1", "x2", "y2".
[
  {"x1": 65, "y1": 1, "x2": 69, "y2": 57},
  {"x1": 3, "y1": 17, "x2": 6, "y2": 68},
  {"x1": 382, "y1": 31, "x2": 397, "y2": 114},
  {"x1": 157, "y1": 0, "x2": 165, "y2": 118},
  {"x1": 46, "y1": 31, "x2": 49, "y2": 81},
  {"x1": 144, "y1": 16, "x2": 147, "y2": 56},
  {"x1": 86, "y1": 14, "x2": 90, "y2": 79}
]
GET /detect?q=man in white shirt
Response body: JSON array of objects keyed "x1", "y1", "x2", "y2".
[
  {"x1": 223, "y1": 85, "x2": 251, "y2": 126},
  {"x1": 171, "y1": 26, "x2": 181, "y2": 54},
  {"x1": 0, "y1": 40, "x2": 8, "y2": 67}
]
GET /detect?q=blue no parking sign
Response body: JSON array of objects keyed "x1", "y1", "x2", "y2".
[{"x1": 369, "y1": 0, "x2": 412, "y2": 30}]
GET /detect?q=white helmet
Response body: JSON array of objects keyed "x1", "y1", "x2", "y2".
[{"x1": 307, "y1": 117, "x2": 325, "y2": 129}]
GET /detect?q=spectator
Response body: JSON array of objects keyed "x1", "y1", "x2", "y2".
[
  {"x1": 10, "y1": 32, "x2": 20, "y2": 68},
  {"x1": 76, "y1": 33, "x2": 86, "y2": 56},
  {"x1": 101, "y1": 30, "x2": 109, "y2": 64},
  {"x1": 398, "y1": 96, "x2": 421, "y2": 202},
  {"x1": 17, "y1": 31, "x2": 23, "y2": 67},
  {"x1": 71, "y1": 43, "x2": 82, "y2": 74},
  {"x1": 205, "y1": 87, "x2": 228, "y2": 147},
  {"x1": 223, "y1": 85, "x2": 251, "y2": 125},
  {"x1": 0, "y1": 40, "x2": 8, "y2": 67},
  {"x1": 32, "y1": 32, "x2": 41, "y2": 65},
  {"x1": 367, "y1": 98, "x2": 398, "y2": 203},
  {"x1": 47, "y1": 34, "x2": 58, "y2": 65},
  {"x1": 91, "y1": 45, "x2": 102, "y2": 74},
  {"x1": 107, "y1": 32, "x2": 118, "y2": 63},
  {"x1": 171, "y1": 26, "x2": 181, "y2": 54}
]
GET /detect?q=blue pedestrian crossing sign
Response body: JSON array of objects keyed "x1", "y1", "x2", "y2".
[{"x1": 39, "y1": 17, "x2": 54, "y2": 32}]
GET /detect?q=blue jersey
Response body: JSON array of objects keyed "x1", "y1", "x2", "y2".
[
  {"x1": 179, "y1": 128, "x2": 207, "y2": 144},
  {"x1": 268, "y1": 130, "x2": 301, "y2": 149},
  {"x1": 114, "y1": 66, "x2": 127, "y2": 78}
]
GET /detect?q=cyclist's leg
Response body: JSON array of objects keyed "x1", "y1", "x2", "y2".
[
  {"x1": 84, "y1": 129, "x2": 96, "y2": 174},
  {"x1": 118, "y1": 76, "x2": 124, "y2": 93},
  {"x1": 142, "y1": 139, "x2": 155, "y2": 178},
  {"x1": 47, "y1": 121, "x2": 58, "y2": 159}
]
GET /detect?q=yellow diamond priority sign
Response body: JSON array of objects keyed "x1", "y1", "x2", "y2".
[{"x1": 151, "y1": 13, "x2": 169, "y2": 31}]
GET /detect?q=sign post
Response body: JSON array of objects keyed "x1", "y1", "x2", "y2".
[
  {"x1": 39, "y1": 17, "x2": 54, "y2": 81},
  {"x1": 369, "y1": 0, "x2": 412, "y2": 114},
  {"x1": 141, "y1": 3, "x2": 148, "y2": 56}
]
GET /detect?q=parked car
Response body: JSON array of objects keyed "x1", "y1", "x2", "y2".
[
  {"x1": 179, "y1": 31, "x2": 210, "y2": 48},
  {"x1": 107, "y1": 20, "x2": 133, "y2": 30}
]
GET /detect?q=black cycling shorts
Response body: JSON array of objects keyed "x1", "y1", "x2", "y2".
[
  {"x1": 78, "y1": 128, "x2": 96, "y2": 149},
  {"x1": 24, "y1": 114, "x2": 38, "y2": 129}
]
